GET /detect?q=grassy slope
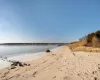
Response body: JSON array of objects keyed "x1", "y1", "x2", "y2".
[{"x1": 68, "y1": 40, "x2": 100, "y2": 52}]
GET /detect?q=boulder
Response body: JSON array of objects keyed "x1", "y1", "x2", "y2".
[{"x1": 46, "y1": 49, "x2": 51, "y2": 53}]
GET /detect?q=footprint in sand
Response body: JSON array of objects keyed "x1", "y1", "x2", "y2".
[
  {"x1": 94, "y1": 77, "x2": 98, "y2": 80},
  {"x1": 72, "y1": 53, "x2": 75, "y2": 56},
  {"x1": 33, "y1": 71, "x2": 37, "y2": 77},
  {"x1": 1, "y1": 71, "x2": 9, "y2": 78},
  {"x1": 63, "y1": 76, "x2": 71, "y2": 80},
  {"x1": 53, "y1": 76, "x2": 56, "y2": 79}
]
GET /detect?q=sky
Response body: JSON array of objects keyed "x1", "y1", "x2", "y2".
[{"x1": 0, "y1": 0, "x2": 100, "y2": 43}]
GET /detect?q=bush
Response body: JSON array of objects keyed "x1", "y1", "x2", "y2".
[
  {"x1": 84, "y1": 30, "x2": 100, "y2": 47},
  {"x1": 95, "y1": 30, "x2": 100, "y2": 38},
  {"x1": 87, "y1": 33, "x2": 95, "y2": 43}
]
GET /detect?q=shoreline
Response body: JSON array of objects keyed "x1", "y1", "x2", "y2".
[{"x1": 0, "y1": 46, "x2": 61, "y2": 70}]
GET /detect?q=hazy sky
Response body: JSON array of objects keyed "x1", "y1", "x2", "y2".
[{"x1": 0, "y1": 0, "x2": 100, "y2": 43}]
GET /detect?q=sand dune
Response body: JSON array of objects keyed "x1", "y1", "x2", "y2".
[{"x1": 0, "y1": 46, "x2": 100, "y2": 80}]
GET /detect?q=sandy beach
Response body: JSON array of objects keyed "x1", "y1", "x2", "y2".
[
  {"x1": 0, "y1": 52, "x2": 46, "y2": 70},
  {"x1": 0, "y1": 46, "x2": 100, "y2": 80}
]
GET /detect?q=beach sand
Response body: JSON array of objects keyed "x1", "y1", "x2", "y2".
[
  {"x1": 0, "y1": 50, "x2": 50, "y2": 70},
  {"x1": 0, "y1": 46, "x2": 100, "y2": 80}
]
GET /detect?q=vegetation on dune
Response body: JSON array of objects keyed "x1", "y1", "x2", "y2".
[
  {"x1": 79, "y1": 30, "x2": 100, "y2": 47},
  {"x1": 95, "y1": 31, "x2": 100, "y2": 39},
  {"x1": 87, "y1": 32, "x2": 95, "y2": 43},
  {"x1": 86, "y1": 30, "x2": 100, "y2": 47},
  {"x1": 68, "y1": 30, "x2": 100, "y2": 52}
]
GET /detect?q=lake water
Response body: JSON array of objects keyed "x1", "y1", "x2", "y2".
[{"x1": 0, "y1": 45, "x2": 57, "y2": 57}]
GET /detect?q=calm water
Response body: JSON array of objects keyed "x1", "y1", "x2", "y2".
[{"x1": 0, "y1": 45, "x2": 57, "y2": 57}]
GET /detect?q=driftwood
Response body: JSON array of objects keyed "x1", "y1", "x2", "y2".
[
  {"x1": 0, "y1": 57, "x2": 30, "y2": 69},
  {"x1": 11, "y1": 61, "x2": 24, "y2": 67}
]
